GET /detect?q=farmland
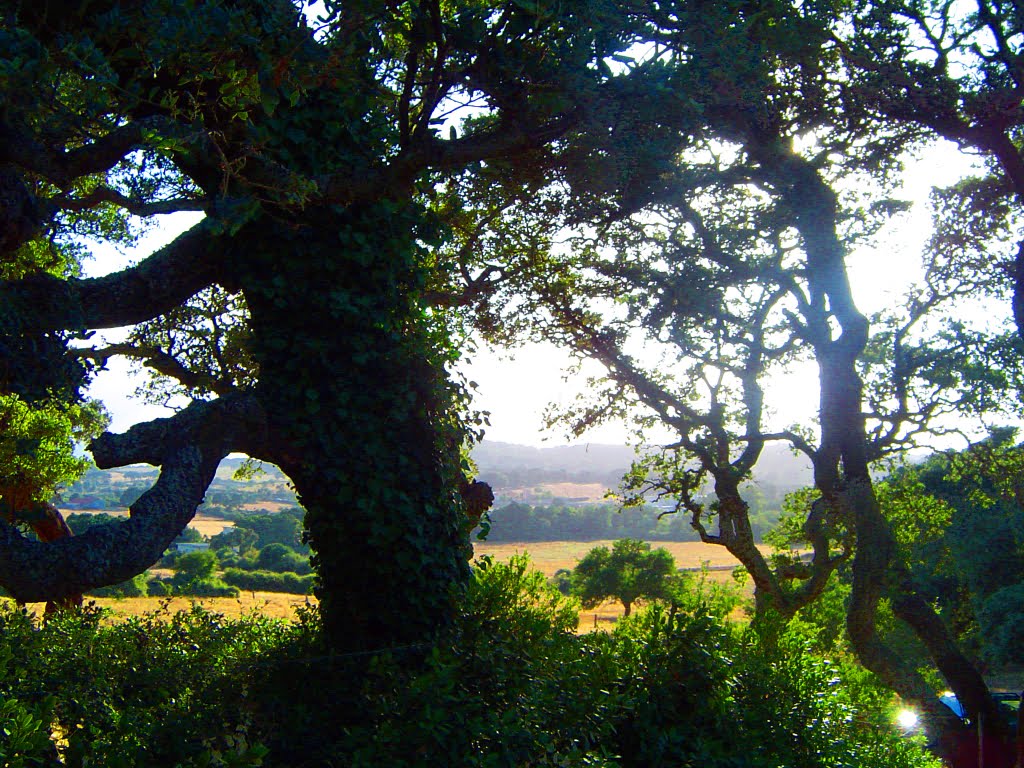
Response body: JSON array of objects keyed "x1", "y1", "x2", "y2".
[
  {"x1": 10, "y1": 591, "x2": 315, "y2": 623},
  {"x1": 10, "y1": 540, "x2": 755, "y2": 630},
  {"x1": 472, "y1": 539, "x2": 766, "y2": 577}
]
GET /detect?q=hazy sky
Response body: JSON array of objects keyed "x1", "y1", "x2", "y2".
[{"x1": 81, "y1": 141, "x2": 999, "y2": 448}]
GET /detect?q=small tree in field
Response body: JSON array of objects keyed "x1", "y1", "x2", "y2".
[
  {"x1": 172, "y1": 550, "x2": 218, "y2": 583},
  {"x1": 572, "y1": 539, "x2": 676, "y2": 617}
]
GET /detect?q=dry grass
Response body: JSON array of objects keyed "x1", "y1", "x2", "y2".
[
  {"x1": 471, "y1": 539, "x2": 760, "y2": 632},
  {"x1": 13, "y1": 592, "x2": 316, "y2": 623},
  {"x1": 472, "y1": 539, "x2": 767, "y2": 577},
  {"x1": 237, "y1": 501, "x2": 294, "y2": 512},
  {"x1": 189, "y1": 515, "x2": 234, "y2": 537},
  {"x1": 536, "y1": 483, "x2": 610, "y2": 502},
  {"x1": 56, "y1": 509, "x2": 234, "y2": 537}
]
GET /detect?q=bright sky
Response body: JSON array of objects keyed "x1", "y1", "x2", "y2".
[{"x1": 81, "y1": 141, "x2": 1008, "y2": 448}]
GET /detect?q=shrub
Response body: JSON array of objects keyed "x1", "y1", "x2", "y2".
[
  {"x1": 0, "y1": 696, "x2": 58, "y2": 766},
  {"x1": 87, "y1": 573, "x2": 148, "y2": 598},
  {"x1": 0, "y1": 601, "x2": 285, "y2": 766},
  {"x1": 222, "y1": 568, "x2": 315, "y2": 594},
  {"x1": 0, "y1": 556, "x2": 942, "y2": 768},
  {"x1": 255, "y1": 543, "x2": 312, "y2": 574},
  {"x1": 176, "y1": 578, "x2": 239, "y2": 598}
]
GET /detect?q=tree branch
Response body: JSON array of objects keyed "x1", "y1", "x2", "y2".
[
  {"x1": 0, "y1": 393, "x2": 267, "y2": 602},
  {"x1": 42, "y1": 187, "x2": 208, "y2": 218},
  {"x1": 0, "y1": 220, "x2": 225, "y2": 332},
  {"x1": 319, "y1": 110, "x2": 579, "y2": 204},
  {"x1": 76, "y1": 342, "x2": 239, "y2": 398},
  {"x1": 0, "y1": 117, "x2": 170, "y2": 190}
]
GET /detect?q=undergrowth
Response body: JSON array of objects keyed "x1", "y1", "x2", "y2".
[{"x1": 0, "y1": 557, "x2": 940, "y2": 767}]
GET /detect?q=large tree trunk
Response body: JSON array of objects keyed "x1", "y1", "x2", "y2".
[
  {"x1": 240, "y1": 208, "x2": 471, "y2": 652},
  {"x1": 767, "y1": 145, "x2": 1002, "y2": 738}
]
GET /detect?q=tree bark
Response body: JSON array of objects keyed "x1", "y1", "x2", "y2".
[
  {"x1": 238, "y1": 211, "x2": 471, "y2": 652},
  {"x1": 763, "y1": 143, "x2": 997, "y2": 736}
]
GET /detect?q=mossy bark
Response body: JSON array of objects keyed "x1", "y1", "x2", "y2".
[{"x1": 240, "y1": 209, "x2": 470, "y2": 652}]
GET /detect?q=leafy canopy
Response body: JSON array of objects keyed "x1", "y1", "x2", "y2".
[{"x1": 572, "y1": 538, "x2": 677, "y2": 616}]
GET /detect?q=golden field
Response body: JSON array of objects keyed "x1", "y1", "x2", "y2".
[
  {"x1": 9, "y1": 592, "x2": 315, "y2": 623},
  {"x1": 472, "y1": 539, "x2": 765, "y2": 577},
  {"x1": 472, "y1": 539, "x2": 758, "y2": 630},
  {"x1": 57, "y1": 509, "x2": 235, "y2": 537}
]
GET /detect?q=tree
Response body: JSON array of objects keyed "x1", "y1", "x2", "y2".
[
  {"x1": 835, "y1": 1, "x2": 1024, "y2": 340},
  {"x1": 173, "y1": 550, "x2": 218, "y2": 582},
  {"x1": 208, "y1": 525, "x2": 258, "y2": 556},
  {"x1": 231, "y1": 510, "x2": 304, "y2": 551},
  {"x1": 0, "y1": 1, "x2": 641, "y2": 651},
  {"x1": 451, "y1": 0, "x2": 1021, "y2": 738},
  {"x1": 118, "y1": 486, "x2": 147, "y2": 509},
  {"x1": 255, "y1": 542, "x2": 311, "y2": 574},
  {"x1": 572, "y1": 539, "x2": 676, "y2": 617}
]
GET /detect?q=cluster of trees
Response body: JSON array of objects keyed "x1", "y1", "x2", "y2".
[
  {"x1": 4, "y1": 0, "x2": 1024, "y2": 758},
  {"x1": 70, "y1": 507, "x2": 315, "y2": 597},
  {"x1": 485, "y1": 497, "x2": 783, "y2": 542}
]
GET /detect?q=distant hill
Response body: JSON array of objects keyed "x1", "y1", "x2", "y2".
[{"x1": 471, "y1": 439, "x2": 813, "y2": 505}]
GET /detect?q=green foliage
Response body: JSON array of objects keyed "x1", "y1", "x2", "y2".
[
  {"x1": 0, "y1": 556, "x2": 943, "y2": 767},
  {"x1": 484, "y1": 500, "x2": 703, "y2": 542},
  {"x1": 572, "y1": 539, "x2": 677, "y2": 616},
  {"x1": 258, "y1": 557, "x2": 939, "y2": 767},
  {"x1": 0, "y1": 395, "x2": 108, "y2": 507},
  {"x1": 0, "y1": 695, "x2": 56, "y2": 767},
  {"x1": 174, "y1": 550, "x2": 219, "y2": 582},
  {"x1": 229, "y1": 510, "x2": 305, "y2": 553},
  {"x1": 222, "y1": 568, "x2": 314, "y2": 595},
  {"x1": 174, "y1": 526, "x2": 206, "y2": 544},
  {"x1": 254, "y1": 543, "x2": 311, "y2": 575},
  {"x1": 87, "y1": 573, "x2": 148, "y2": 598},
  {"x1": 176, "y1": 578, "x2": 240, "y2": 599},
  {"x1": 209, "y1": 525, "x2": 259, "y2": 556},
  {"x1": 164, "y1": 550, "x2": 240, "y2": 597},
  {"x1": 118, "y1": 485, "x2": 147, "y2": 508},
  {"x1": 64, "y1": 512, "x2": 122, "y2": 535},
  {"x1": 666, "y1": 565, "x2": 743, "y2": 620},
  {"x1": 0, "y1": 602, "x2": 283, "y2": 766}
]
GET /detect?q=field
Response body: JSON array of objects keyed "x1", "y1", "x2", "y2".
[
  {"x1": 58, "y1": 509, "x2": 235, "y2": 538},
  {"x1": 472, "y1": 539, "x2": 760, "y2": 629},
  {"x1": 472, "y1": 539, "x2": 766, "y2": 577},
  {"x1": 188, "y1": 514, "x2": 234, "y2": 537},
  {"x1": 11, "y1": 592, "x2": 315, "y2": 623},
  {"x1": 10, "y1": 539, "x2": 758, "y2": 629}
]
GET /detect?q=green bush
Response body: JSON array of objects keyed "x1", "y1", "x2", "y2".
[
  {"x1": 0, "y1": 695, "x2": 58, "y2": 766},
  {"x1": 0, "y1": 556, "x2": 942, "y2": 768},
  {"x1": 0, "y1": 602, "x2": 284, "y2": 766},
  {"x1": 255, "y1": 543, "x2": 312, "y2": 575},
  {"x1": 222, "y1": 568, "x2": 315, "y2": 594},
  {"x1": 176, "y1": 577, "x2": 239, "y2": 598},
  {"x1": 87, "y1": 573, "x2": 148, "y2": 598},
  {"x1": 256, "y1": 556, "x2": 940, "y2": 768}
]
